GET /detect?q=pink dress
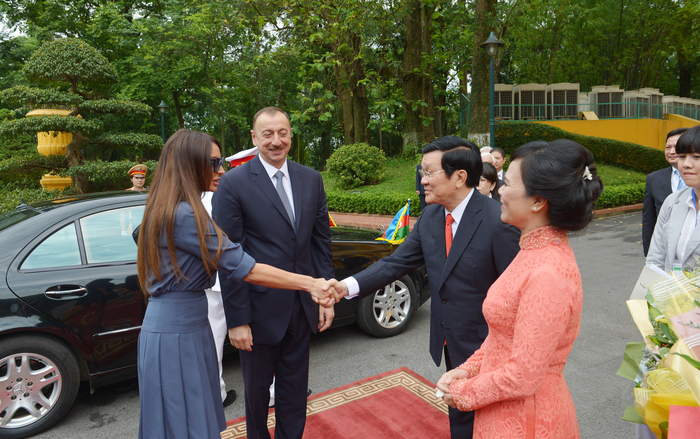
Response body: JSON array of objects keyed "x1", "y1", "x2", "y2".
[{"x1": 450, "y1": 225, "x2": 581, "y2": 439}]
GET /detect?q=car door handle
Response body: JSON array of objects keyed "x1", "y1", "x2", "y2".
[{"x1": 45, "y1": 286, "x2": 89, "y2": 299}]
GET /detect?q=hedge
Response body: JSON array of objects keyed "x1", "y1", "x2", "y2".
[
  {"x1": 327, "y1": 191, "x2": 421, "y2": 217},
  {"x1": 595, "y1": 182, "x2": 645, "y2": 209},
  {"x1": 0, "y1": 187, "x2": 66, "y2": 215},
  {"x1": 496, "y1": 122, "x2": 668, "y2": 174},
  {"x1": 64, "y1": 159, "x2": 158, "y2": 192},
  {"x1": 328, "y1": 183, "x2": 644, "y2": 215},
  {"x1": 0, "y1": 152, "x2": 65, "y2": 189}
]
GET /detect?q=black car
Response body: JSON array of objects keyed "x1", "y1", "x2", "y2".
[{"x1": 0, "y1": 191, "x2": 429, "y2": 438}]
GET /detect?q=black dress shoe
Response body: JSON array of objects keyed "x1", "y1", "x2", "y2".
[
  {"x1": 307, "y1": 388, "x2": 312, "y2": 397},
  {"x1": 223, "y1": 389, "x2": 237, "y2": 407}
]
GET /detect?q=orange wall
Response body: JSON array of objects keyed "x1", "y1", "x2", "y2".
[{"x1": 536, "y1": 114, "x2": 698, "y2": 151}]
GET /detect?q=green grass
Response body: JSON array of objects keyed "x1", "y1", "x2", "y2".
[
  {"x1": 322, "y1": 157, "x2": 420, "y2": 194},
  {"x1": 322, "y1": 158, "x2": 647, "y2": 194}
]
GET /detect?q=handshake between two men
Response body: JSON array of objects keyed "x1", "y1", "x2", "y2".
[{"x1": 307, "y1": 278, "x2": 350, "y2": 307}]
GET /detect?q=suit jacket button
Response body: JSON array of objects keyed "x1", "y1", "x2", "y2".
[
  {"x1": 441, "y1": 298, "x2": 448, "y2": 303},
  {"x1": 291, "y1": 237, "x2": 296, "y2": 241},
  {"x1": 440, "y1": 323, "x2": 444, "y2": 327}
]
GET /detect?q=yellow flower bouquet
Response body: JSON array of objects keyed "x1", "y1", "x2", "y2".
[{"x1": 620, "y1": 269, "x2": 700, "y2": 438}]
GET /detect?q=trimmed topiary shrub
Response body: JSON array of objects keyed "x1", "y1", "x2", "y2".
[
  {"x1": 496, "y1": 122, "x2": 667, "y2": 174},
  {"x1": 327, "y1": 143, "x2": 386, "y2": 189},
  {"x1": 64, "y1": 159, "x2": 157, "y2": 192},
  {"x1": 0, "y1": 152, "x2": 66, "y2": 189}
]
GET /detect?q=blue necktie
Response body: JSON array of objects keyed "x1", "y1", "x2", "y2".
[{"x1": 676, "y1": 169, "x2": 687, "y2": 191}]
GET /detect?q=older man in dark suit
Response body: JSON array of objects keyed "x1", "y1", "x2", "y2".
[
  {"x1": 330, "y1": 136, "x2": 520, "y2": 439},
  {"x1": 212, "y1": 107, "x2": 334, "y2": 439},
  {"x1": 642, "y1": 127, "x2": 689, "y2": 256}
]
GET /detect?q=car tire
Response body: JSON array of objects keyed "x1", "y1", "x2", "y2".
[
  {"x1": 356, "y1": 275, "x2": 417, "y2": 338},
  {"x1": 0, "y1": 335, "x2": 80, "y2": 439}
]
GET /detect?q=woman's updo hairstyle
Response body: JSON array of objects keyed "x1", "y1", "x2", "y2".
[
  {"x1": 674, "y1": 125, "x2": 700, "y2": 155},
  {"x1": 511, "y1": 139, "x2": 603, "y2": 231}
]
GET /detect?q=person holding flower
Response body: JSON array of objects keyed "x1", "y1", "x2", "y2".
[
  {"x1": 646, "y1": 125, "x2": 700, "y2": 273},
  {"x1": 437, "y1": 139, "x2": 603, "y2": 438}
]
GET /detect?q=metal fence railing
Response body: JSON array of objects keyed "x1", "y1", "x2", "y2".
[
  {"x1": 491, "y1": 102, "x2": 699, "y2": 122},
  {"x1": 458, "y1": 101, "x2": 700, "y2": 126}
]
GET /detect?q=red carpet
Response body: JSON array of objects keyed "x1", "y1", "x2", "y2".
[{"x1": 221, "y1": 367, "x2": 450, "y2": 438}]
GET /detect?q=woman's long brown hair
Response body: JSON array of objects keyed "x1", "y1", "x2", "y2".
[{"x1": 137, "y1": 129, "x2": 226, "y2": 295}]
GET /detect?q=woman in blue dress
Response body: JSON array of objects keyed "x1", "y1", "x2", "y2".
[{"x1": 136, "y1": 129, "x2": 335, "y2": 439}]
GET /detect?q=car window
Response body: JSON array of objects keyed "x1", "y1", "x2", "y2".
[
  {"x1": 21, "y1": 223, "x2": 82, "y2": 270},
  {"x1": 80, "y1": 206, "x2": 144, "y2": 264}
]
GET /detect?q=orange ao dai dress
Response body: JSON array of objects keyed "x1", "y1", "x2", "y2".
[{"x1": 449, "y1": 225, "x2": 582, "y2": 439}]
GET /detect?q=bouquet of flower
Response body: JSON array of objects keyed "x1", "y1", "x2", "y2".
[{"x1": 620, "y1": 268, "x2": 700, "y2": 439}]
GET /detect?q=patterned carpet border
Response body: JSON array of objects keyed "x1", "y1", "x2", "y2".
[{"x1": 221, "y1": 367, "x2": 447, "y2": 439}]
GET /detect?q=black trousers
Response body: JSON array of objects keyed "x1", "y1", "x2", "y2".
[
  {"x1": 240, "y1": 292, "x2": 311, "y2": 439},
  {"x1": 444, "y1": 344, "x2": 475, "y2": 439}
]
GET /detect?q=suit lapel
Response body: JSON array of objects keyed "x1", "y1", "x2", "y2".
[
  {"x1": 437, "y1": 192, "x2": 482, "y2": 292},
  {"x1": 683, "y1": 191, "x2": 700, "y2": 266},
  {"x1": 684, "y1": 225, "x2": 700, "y2": 267},
  {"x1": 250, "y1": 156, "x2": 296, "y2": 231},
  {"x1": 430, "y1": 207, "x2": 448, "y2": 271},
  {"x1": 661, "y1": 166, "x2": 673, "y2": 196}
]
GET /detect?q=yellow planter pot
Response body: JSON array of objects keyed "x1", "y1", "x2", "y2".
[
  {"x1": 25, "y1": 109, "x2": 74, "y2": 156},
  {"x1": 40, "y1": 173, "x2": 73, "y2": 191}
]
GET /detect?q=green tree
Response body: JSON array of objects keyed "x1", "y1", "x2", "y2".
[
  {"x1": 468, "y1": 0, "x2": 497, "y2": 136},
  {"x1": 0, "y1": 38, "x2": 161, "y2": 193}
]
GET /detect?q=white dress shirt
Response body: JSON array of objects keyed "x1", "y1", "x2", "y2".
[
  {"x1": 342, "y1": 189, "x2": 475, "y2": 298},
  {"x1": 672, "y1": 168, "x2": 685, "y2": 193},
  {"x1": 259, "y1": 156, "x2": 295, "y2": 218}
]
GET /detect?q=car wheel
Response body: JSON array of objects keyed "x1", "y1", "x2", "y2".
[
  {"x1": 0, "y1": 335, "x2": 80, "y2": 439},
  {"x1": 356, "y1": 275, "x2": 417, "y2": 338}
]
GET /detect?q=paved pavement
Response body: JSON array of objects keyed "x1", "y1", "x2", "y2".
[{"x1": 35, "y1": 211, "x2": 647, "y2": 439}]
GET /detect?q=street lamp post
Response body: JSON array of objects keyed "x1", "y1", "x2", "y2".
[
  {"x1": 481, "y1": 32, "x2": 504, "y2": 150},
  {"x1": 156, "y1": 100, "x2": 169, "y2": 144}
]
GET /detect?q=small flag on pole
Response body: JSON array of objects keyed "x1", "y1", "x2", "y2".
[
  {"x1": 376, "y1": 199, "x2": 411, "y2": 245},
  {"x1": 329, "y1": 213, "x2": 337, "y2": 228}
]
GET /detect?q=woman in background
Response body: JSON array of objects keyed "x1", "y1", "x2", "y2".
[
  {"x1": 477, "y1": 162, "x2": 500, "y2": 201},
  {"x1": 136, "y1": 129, "x2": 335, "y2": 439},
  {"x1": 646, "y1": 125, "x2": 700, "y2": 272},
  {"x1": 437, "y1": 139, "x2": 603, "y2": 438}
]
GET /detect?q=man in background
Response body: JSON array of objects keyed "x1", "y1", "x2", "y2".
[
  {"x1": 126, "y1": 164, "x2": 147, "y2": 192},
  {"x1": 642, "y1": 127, "x2": 689, "y2": 255},
  {"x1": 491, "y1": 147, "x2": 506, "y2": 184}
]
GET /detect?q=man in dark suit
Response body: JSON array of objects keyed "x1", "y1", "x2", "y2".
[
  {"x1": 330, "y1": 136, "x2": 520, "y2": 439},
  {"x1": 642, "y1": 127, "x2": 689, "y2": 256},
  {"x1": 491, "y1": 147, "x2": 506, "y2": 186},
  {"x1": 212, "y1": 107, "x2": 335, "y2": 439}
]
